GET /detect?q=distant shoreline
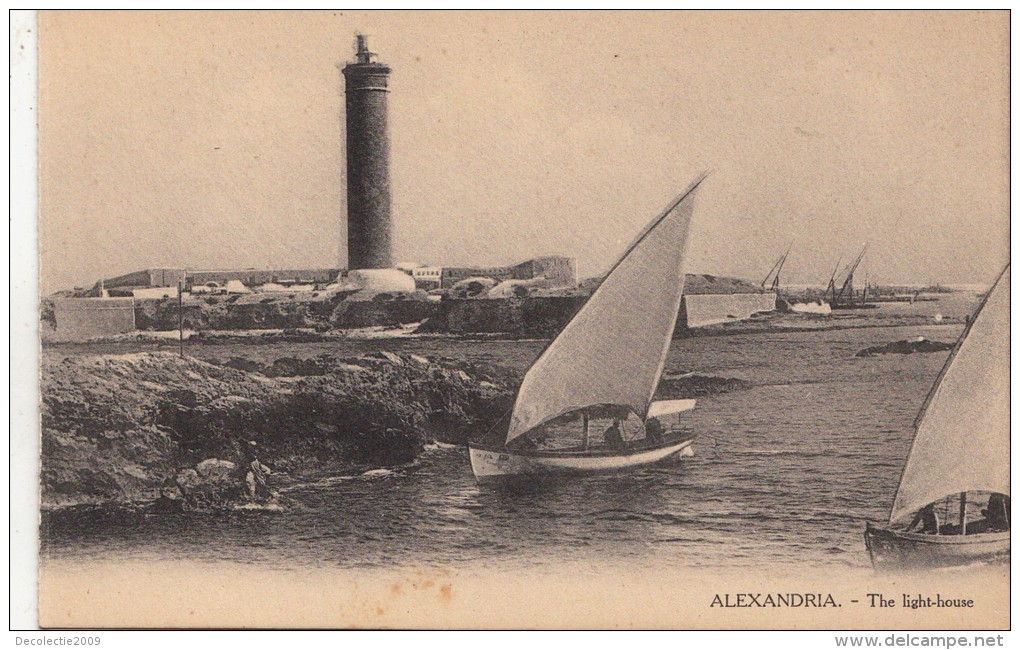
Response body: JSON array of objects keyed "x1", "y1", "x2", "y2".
[{"x1": 39, "y1": 308, "x2": 967, "y2": 349}]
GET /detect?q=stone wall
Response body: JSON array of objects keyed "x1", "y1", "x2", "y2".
[
  {"x1": 50, "y1": 298, "x2": 136, "y2": 341},
  {"x1": 425, "y1": 292, "x2": 774, "y2": 337}
]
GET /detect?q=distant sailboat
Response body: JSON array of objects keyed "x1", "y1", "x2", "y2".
[
  {"x1": 826, "y1": 247, "x2": 876, "y2": 309},
  {"x1": 767, "y1": 249, "x2": 833, "y2": 315},
  {"x1": 468, "y1": 175, "x2": 706, "y2": 480},
  {"x1": 761, "y1": 248, "x2": 790, "y2": 294},
  {"x1": 865, "y1": 264, "x2": 1010, "y2": 569}
]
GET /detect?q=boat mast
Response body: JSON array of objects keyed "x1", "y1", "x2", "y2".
[
  {"x1": 774, "y1": 247, "x2": 790, "y2": 293},
  {"x1": 826, "y1": 255, "x2": 843, "y2": 303},
  {"x1": 761, "y1": 258, "x2": 779, "y2": 289},
  {"x1": 582, "y1": 412, "x2": 590, "y2": 451},
  {"x1": 762, "y1": 248, "x2": 790, "y2": 294},
  {"x1": 958, "y1": 492, "x2": 967, "y2": 536},
  {"x1": 835, "y1": 247, "x2": 867, "y2": 306}
]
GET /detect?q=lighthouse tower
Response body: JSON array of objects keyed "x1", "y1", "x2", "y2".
[{"x1": 342, "y1": 35, "x2": 392, "y2": 270}]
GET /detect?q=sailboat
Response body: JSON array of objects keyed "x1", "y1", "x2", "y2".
[
  {"x1": 864, "y1": 264, "x2": 1010, "y2": 569},
  {"x1": 468, "y1": 175, "x2": 705, "y2": 480},
  {"x1": 826, "y1": 247, "x2": 876, "y2": 309},
  {"x1": 761, "y1": 248, "x2": 790, "y2": 295},
  {"x1": 767, "y1": 249, "x2": 833, "y2": 315}
]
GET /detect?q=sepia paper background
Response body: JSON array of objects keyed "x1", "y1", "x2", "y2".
[
  {"x1": 38, "y1": 10, "x2": 1009, "y2": 293},
  {"x1": 31, "y1": 9, "x2": 1010, "y2": 630}
]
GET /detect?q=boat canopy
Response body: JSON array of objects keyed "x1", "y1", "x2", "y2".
[
  {"x1": 889, "y1": 265, "x2": 1010, "y2": 524},
  {"x1": 647, "y1": 399, "x2": 697, "y2": 419},
  {"x1": 505, "y1": 175, "x2": 705, "y2": 445}
]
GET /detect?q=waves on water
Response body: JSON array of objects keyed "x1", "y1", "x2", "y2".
[
  {"x1": 40, "y1": 318, "x2": 966, "y2": 571},
  {"x1": 423, "y1": 441, "x2": 461, "y2": 451},
  {"x1": 360, "y1": 468, "x2": 396, "y2": 478}
]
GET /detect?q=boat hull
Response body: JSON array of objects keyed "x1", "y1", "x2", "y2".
[
  {"x1": 468, "y1": 435, "x2": 696, "y2": 480},
  {"x1": 790, "y1": 301, "x2": 831, "y2": 315},
  {"x1": 864, "y1": 523, "x2": 1009, "y2": 570},
  {"x1": 830, "y1": 303, "x2": 878, "y2": 310}
]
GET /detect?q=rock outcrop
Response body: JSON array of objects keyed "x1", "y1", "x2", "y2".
[
  {"x1": 41, "y1": 347, "x2": 754, "y2": 511},
  {"x1": 655, "y1": 372, "x2": 752, "y2": 397},
  {"x1": 41, "y1": 352, "x2": 513, "y2": 509},
  {"x1": 856, "y1": 337, "x2": 954, "y2": 357}
]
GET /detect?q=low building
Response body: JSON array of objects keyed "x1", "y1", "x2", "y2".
[
  {"x1": 101, "y1": 261, "x2": 575, "y2": 295},
  {"x1": 422, "y1": 256, "x2": 577, "y2": 290},
  {"x1": 190, "y1": 282, "x2": 227, "y2": 295},
  {"x1": 186, "y1": 268, "x2": 339, "y2": 288},
  {"x1": 510, "y1": 256, "x2": 577, "y2": 288},
  {"x1": 224, "y1": 280, "x2": 252, "y2": 294},
  {"x1": 341, "y1": 269, "x2": 417, "y2": 295},
  {"x1": 412, "y1": 266, "x2": 443, "y2": 290},
  {"x1": 102, "y1": 267, "x2": 342, "y2": 294},
  {"x1": 440, "y1": 265, "x2": 514, "y2": 289}
]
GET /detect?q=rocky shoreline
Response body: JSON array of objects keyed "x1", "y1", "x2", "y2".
[
  {"x1": 41, "y1": 351, "x2": 514, "y2": 511},
  {"x1": 41, "y1": 346, "x2": 754, "y2": 513}
]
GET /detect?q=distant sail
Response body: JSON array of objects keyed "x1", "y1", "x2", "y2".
[
  {"x1": 505, "y1": 175, "x2": 704, "y2": 444},
  {"x1": 889, "y1": 265, "x2": 1010, "y2": 524}
]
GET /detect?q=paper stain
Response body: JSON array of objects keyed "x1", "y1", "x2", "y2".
[{"x1": 381, "y1": 568, "x2": 455, "y2": 612}]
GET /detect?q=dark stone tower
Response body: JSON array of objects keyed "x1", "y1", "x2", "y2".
[{"x1": 342, "y1": 35, "x2": 392, "y2": 269}]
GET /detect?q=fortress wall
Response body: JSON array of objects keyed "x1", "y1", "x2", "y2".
[
  {"x1": 331, "y1": 299, "x2": 436, "y2": 329},
  {"x1": 51, "y1": 298, "x2": 136, "y2": 341},
  {"x1": 431, "y1": 293, "x2": 772, "y2": 337},
  {"x1": 48, "y1": 292, "x2": 776, "y2": 339},
  {"x1": 428, "y1": 298, "x2": 520, "y2": 334}
]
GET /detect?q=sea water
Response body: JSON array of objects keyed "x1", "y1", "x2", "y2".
[{"x1": 40, "y1": 295, "x2": 980, "y2": 571}]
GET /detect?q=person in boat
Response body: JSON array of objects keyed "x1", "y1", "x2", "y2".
[
  {"x1": 603, "y1": 420, "x2": 624, "y2": 449},
  {"x1": 243, "y1": 441, "x2": 273, "y2": 502},
  {"x1": 644, "y1": 417, "x2": 664, "y2": 444},
  {"x1": 907, "y1": 503, "x2": 940, "y2": 534},
  {"x1": 983, "y1": 493, "x2": 1010, "y2": 531},
  {"x1": 514, "y1": 435, "x2": 539, "y2": 450}
]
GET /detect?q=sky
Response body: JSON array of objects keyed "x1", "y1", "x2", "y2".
[{"x1": 38, "y1": 10, "x2": 1009, "y2": 294}]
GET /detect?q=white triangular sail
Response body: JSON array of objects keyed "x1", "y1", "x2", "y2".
[
  {"x1": 505, "y1": 174, "x2": 705, "y2": 445},
  {"x1": 889, "y1": 265, "x2": 1010, "y2": 524}
]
